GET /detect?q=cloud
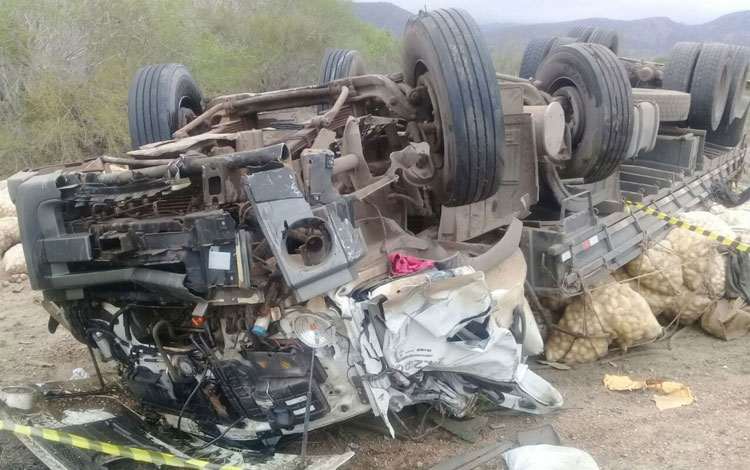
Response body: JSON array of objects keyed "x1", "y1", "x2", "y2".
[{"x1": 376, "y1": 0, "x2": 749, "y2": 24}]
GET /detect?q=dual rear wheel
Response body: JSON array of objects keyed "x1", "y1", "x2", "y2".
[{"x1": 664, "y1": 41, "x2": 749, "y2": 133}]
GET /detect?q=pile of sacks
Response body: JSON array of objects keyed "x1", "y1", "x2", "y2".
[
  {"x1": 626, "y1": 211, "x2": 731, "y2": 325},
  {"x1": 0, "y1": 181, "x2": 26, "y2": 283},
  {"x1": 546, "y1": 277, "x2": 663, "y2": 362},
  {"x1": 546, "y1": 207, "x2": 750, "y2": 363},
  {"x1": 708, "y1": 200, "x2": 750, "y2": 246}
]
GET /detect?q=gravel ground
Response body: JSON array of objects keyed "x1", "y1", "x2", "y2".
[{"x1": 0, "y1": 281, "x2": 748, "y2": 470}]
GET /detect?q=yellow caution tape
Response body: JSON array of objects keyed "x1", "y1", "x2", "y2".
[
  {"x1": 0, "y1": 419, "x2": 244, "y2": 470},
  {"x1": 624, "y1": 200, "x2": 750, "y2": 252}
]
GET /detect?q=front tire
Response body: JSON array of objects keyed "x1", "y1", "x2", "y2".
[
  {"x1": 316, "y1": 49, "x2": 366, "y2": 113},
  {"x1": 128, "y1": 63, "x2": 203, "y2": 149},
  {"x1": 403, "y1": 9, "x2": 504, "y2": 207}
]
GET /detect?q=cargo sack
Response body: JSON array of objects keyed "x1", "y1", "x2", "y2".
[
  {"x1": 0, "y1": 183, "x2": 15, "y2": 218},
  {"x1": 3, "y1": 243, "x2": 26, "y2": 275},
  {"x1": 625, "y1": 239, "x2": 683, "y2": 295},
  {"x1": 700, "y1": 298, "x2": 750, "y2": 340},
  {"x1": 0, "y1": 217, "x2": 20, "y2": 255},
  {"x1": 546, "y1": 278, "x2": 662, "y2": 363}
]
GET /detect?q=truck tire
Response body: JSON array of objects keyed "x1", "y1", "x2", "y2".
[
  {"x1": 128, "y1": 63, "x2": 203, "y2": 149},
  {"x1": 689, "y1": 43, "x2": 732, "y2": 131},
  {"x1": 551, "y1": 37, "x2": 580, "y2": 49},
  {"x1": 587, "y1": 28, "x2": 619, "y2": 54},
  {"x1": 632, "y1": 88, "x2": 691, "y2": 121},
  {"x1": 567, "y1": 26, "x2": 594, "y2": 41},
  {"x1": 663, "y1": 42, "x2": 702, "y2": 92},
  {"x1": 707, "y1": 97, "x2": 750, "y2": 147},
  {"x1": 536, "y1": 44, "x2": 633, "y2": 182},
  {"x1": 316, "y1": 49, "x2": 366, "y2": 112},
  {"x1": 519, "y1": 37, "x2": 555, "y2": 79},
  {"x1": 403, "y1": 8, "x2": 504, "y2": 206},
  {"x1": 723, "y1": 46, "x2": 750, "y2": 125}
]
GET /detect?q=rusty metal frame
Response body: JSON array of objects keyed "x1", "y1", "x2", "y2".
[{"x1": 173, "y1": 74, "x2": 418, "y2": 139}]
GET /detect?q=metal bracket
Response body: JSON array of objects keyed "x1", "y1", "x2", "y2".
[{"x1": 201, "y1": 161, "x2": 229, "y2": 206}]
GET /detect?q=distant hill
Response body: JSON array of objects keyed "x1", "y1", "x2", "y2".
[
  {"x1": 483, "y1": 11, "x2": 750, "y2": 58},
  {"x1": 350, "y1": 2, "x2": 750, "y2": 59},
  {"x1": 349, "y1": 1, "x2": 414, "y2": 37}
]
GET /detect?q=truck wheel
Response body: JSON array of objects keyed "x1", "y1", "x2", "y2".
[
  {"x1": 519, "y1": 38, "x2": 555, "y2": 79},
  {"x1": 128, "y1": 63, "x2": 203, "y2": 149},
  {"x1": 723, "y1": 46, "x2": 750, "y2": 125},
  {"x1": 632, "y1": 88, "x2": 691, "y2": 121},
  {"x1": 587, "y1": 28, "x2": 619, "y2": 54},
  {"x1": 316, "y1": 49, "x2": 366, "y2": 112},
  {"x1": 403, "y1": 8, "x2": 504, "y2": 207},
  {"x1": 707, "y1": 97, "x2": 750, "y2": 147},
  {"x1": 689, "y1": 43, "x2": 732, "y2": 131},
  {"x1": 536, "y1": 44, "x2": 634, "y2": 182},
  {"x1": 663, "y1": 42, "x2": 702, "y2": 92},
  {"x1": 567, "y1": 26, "x2": 594, "y2": 41},
  {"x1": 551, "y1": 37, "x2": 580, "y2": 49}
]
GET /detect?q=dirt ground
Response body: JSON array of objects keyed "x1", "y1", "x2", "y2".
[{"x1": 1, "y1": 281, "x2": 749, "y2": 470}]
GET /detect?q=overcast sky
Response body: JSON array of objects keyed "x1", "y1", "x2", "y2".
[{"x1": 375, "y1": 0, "x2": 749, "y2": 24}]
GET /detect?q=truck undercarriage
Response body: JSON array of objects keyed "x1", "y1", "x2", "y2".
[{"x1": 4, "y1": 8, "x2": 747, "y2": 467}]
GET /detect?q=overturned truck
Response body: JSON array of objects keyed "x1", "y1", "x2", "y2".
[{"x1": 6, "y1": 8, "x2": 748, "y2": 460}]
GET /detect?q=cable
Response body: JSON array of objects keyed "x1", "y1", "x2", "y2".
[
  {"x1": 336, "y1": 332, "x2": 355, "y2": 370},
  {"x1": 108, "y1": 308, "x2": 125, "y2": 333},
  {"x1": 389, "y1": 404, "x2": 445, "y2": 442},
  {"x1": 152, "y1": 320, "x2": 203, "y2": 380},
  {"x1": 177, "y1": 373, "x2": 206, "y2": 441},
  {"x1": 192, "y1": 335, "x2": 254, "y2": 421},
  {"x1": 190, "y1": 417, "x2": 244, "y2": 453}
]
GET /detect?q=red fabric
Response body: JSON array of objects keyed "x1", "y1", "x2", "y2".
[{"x1": 388, "y1": 252, "x2": 435, "y2": 276}]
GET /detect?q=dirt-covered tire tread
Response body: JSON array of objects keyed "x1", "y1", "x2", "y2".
[
  {"x1": 317, "y1": 49, "x2": 364, "y2": 112},
  {"x1": 723, "y1": 45, "x2": 750, "y2": 125},
  {"x1": 438, "y1": 8, "x2": 498, "y2": 202},
  {"x1": 587, "y1": 27, "x2": 619, "y2": 54},
  {"x1": 568, "y1": 26, "x2": 594, "y2": 41},
  {"x1": 585, "y1": 43, "x2": 632, "y2": 181},
  {"x1": 403, "y1": 8, "x2": 504, "y2": 206},
  {"x1": 128, "y1": 63, "x2": 202, "y2": 149},
  {"x1": 708, "y1": 97, "x2": 750, "y2": 147},
  {"x1": 551, "y1": 37, "x2": 580, "y2": 49},
  {"x1": 318, "y1": 49, "x2": 348, "y2": 84},
  {"x1": 519, "y1": 37, "x2": 555, "y2": 79},
  {"x1": 536, "y1": 43, "x2": 633, "y2": 182},
  {"x1": 663, "y1": 42, "x2": 702, "y2": 92},
  {"x1": 689, "y1": 43, "x2": 732, "y2": 130}
]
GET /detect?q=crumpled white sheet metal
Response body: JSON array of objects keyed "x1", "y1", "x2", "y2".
[
  {"x1": 331, "y1": 289, "x2": 395, "y2": 436},
  {"x1": 333, "y1": 267, "x2": 563, "y2": 436},
  {"x1": 381, "y1": 270, "x2": 519, "y2": 379}
]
